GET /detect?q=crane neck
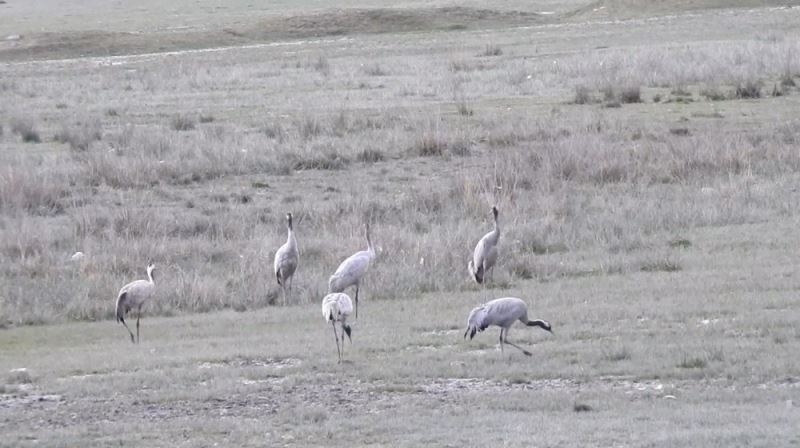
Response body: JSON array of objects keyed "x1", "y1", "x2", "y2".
[
  {"x1": 491, "y1": 215, "x2": 500, "y2": 241},
  {"x1": 365, "y1": 224, "x2": 375, "y2": 259},
  {"x1": 147, "y1": 268, "x2": 156, "y2": 284}
]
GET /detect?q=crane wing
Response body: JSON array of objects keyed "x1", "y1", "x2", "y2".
[{"x1": 329, "y1": 252, "x2": 370, "y2": 291}]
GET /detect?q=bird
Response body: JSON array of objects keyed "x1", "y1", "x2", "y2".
[
  {"x1": 115, "y1": 263, "x2": 156, "y2": 344},
  {"x1": 328, "y1": 222, "x2": 375, "y2": 318},
  {"x1": 468, "y1": 206, "x2": 500, "y2": 286},
  {"x1": 273, "y1": 212, "x2": 299, "y2": 305},
  {"x1": 464, "y1": 297, "x2": 552, "y2": 356},
  {"x1": 321, "y1": 292, "x2": 353, "y2": 363}
]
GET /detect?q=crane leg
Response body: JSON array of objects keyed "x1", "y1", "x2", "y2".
[
  {"x1": 503, "y1": 334, "x2": 532, "y2": 356},
  {"x1": 121, "y1": 318, "x2": 135, "y2": 344},
  {"x1": 341, "y1": 323, "x2": 346, "y2": 361},
  {"x1": 499, "y1": 328, "x2": 504, "y2": 354},
  {"x1": 331, "y1": 321, "x2": 341, "y2": 363},
  {"x1": 354, "y1": 285, "x2": 359, "y2": 319},
  {"x1": 136, "y1": 307, "x2": 142, "y2": 344}
]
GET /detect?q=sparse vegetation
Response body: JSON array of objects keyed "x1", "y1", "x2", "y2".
[
  {"x1": 735, "y1": 80, "x2": 761, "y2": 99},
  {"x1": 313, "y1": 55, "x2": 330, "y2": 75},
  {"x1": 620, "y1": 85, "x2": 642, "y2": 103},
  {"x1": 640, "y1": 258, "x2": 681, "y2": 273},
  {"x1": 54, "y1": 119, "x2": 102, "y2": 151},
  {"x1": 573, "y1": 85, "x2": 595, "y2": 104},
  {"x1": 363, "y1": 63, "x2": 389, "y2": 76},
  {"x1": 573, "y1": 403, "x2": 593, "y2": 413},
  {"x1": 701, "y1": 86, "x2": 727, "y2": 101},
  {"x1": 455, "y1": 100, "x2": 473, "y2": 116},
  {"x1": 1, "y1": 3, "x2": 800, "y2": 445},
  {"x1": 357, "y1": 148, "x2": 385, "y2": 163},
  {"x1": 479, "y1": 44, "x2": 502, "y2": 57},
  {"x1": 170, "y1": 114, "x2": 196, "y2": 131},
  {"x1": 10, "y1": 118, "x2": 41, "y2": 143},
  {"x1": 678, "y1": 354, "x2": 707, "y2": 369}
]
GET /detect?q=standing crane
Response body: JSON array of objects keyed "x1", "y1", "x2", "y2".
[
  {"x1": 468, "y1": 206, "x2": 500, "y2": 286},
  {"x1": 115, "y1": 263, "x2": 156, "y2": 344},
  {"x1": 464, "y1": 297, "x2": 552, "y2": 356},
  {"x1": 273, "y1": 212, "x2": 299, "y2": 305},
  {"x1": 328, "y1": 222, "x2": 375, "y2": 318},
  {"x1": 322, "y1": 292, "x2": 353, "y2": 363}
]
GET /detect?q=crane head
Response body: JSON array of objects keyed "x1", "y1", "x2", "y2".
[
  {"x1": 286, "y1": 212, "x2": 293, "y2": 229},
  {"x1": 146, "y1": 263, "x2": 157, "y2": 280},
  {"x1": 491, "y1": 206, "x2": 499, "y2": 219}
]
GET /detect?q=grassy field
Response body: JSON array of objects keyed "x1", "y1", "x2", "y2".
[{"x1": 2, "y1": 0, "x2": 800, "y2": 445}]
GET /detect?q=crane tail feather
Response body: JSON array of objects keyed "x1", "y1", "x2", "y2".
[
  {"x1": 115, "y1": 292, "x2": 127, "y2": 323},
  {"x1": 468, "y1": 261, "x2": 484, "y2": 284}
]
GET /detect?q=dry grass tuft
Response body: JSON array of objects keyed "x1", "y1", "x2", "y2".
[
  {"x1": 363, "y1": 64, "x2": 389, "y2": 76},
  {"x1": 11, "y1": 118, "x2": 41, "y2": 143},
  {"x1": 734, "y1": 81, "x2": 761, "y2": 99},
  {"x1": 573, "y1": 403, "x2": 593, "y2": 413},
  {"x1": 619, "y1": 86, "x2": 642, "y2": 103},
  {"x1": 171, "y1": 115, "x2": 196, "y2": 131},
  {"x1": 455, "y1": 100, "x2": 473, "y2": 116},
  {"x1": 54, "y1": 119, "x2": 102, "y2": 152},
  {"x1": 640, "y1": 258, "x2": 681, "y2": 272},
  {"x1": 356, "y1": 148, "x2": 386, "y2": 163},
  {"x1": 6, "y1": 369, "x2": 33, "y2": 385},
  {"x1": 668, "y1": 238, "x2": 692, "y2": 249},
  {"x1": 701, "y1": 85, "x2": 727, "y2": 101},
  {"x1": 313, "y1": 55, "x2": 330, "y2": 75},
  {"x1": 479, "y1": 44, "x2": 503, "y2": 57},
  {"x1": 573, "y1": 86, "x2": 595, "y2": 104},
  {"x1": 678, "y1": 354, "x2": 707, "y2": 369}
]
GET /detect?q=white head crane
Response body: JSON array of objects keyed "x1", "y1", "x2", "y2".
[
  {"x1": 273, "y1": 212, "x2": 299, "y2": 305},
  {"x1": 328, "y1": 222, "x2": 375, "y2": 318},
  {"x1": 322, "y1": 292, "x2": 353, "y2": 363},
  {"x1": 468, "y1": 206, "x2": 500, "y2": 286},
  {"x1": 115, "y1": 263, "x2": 156, "y2": 344}
]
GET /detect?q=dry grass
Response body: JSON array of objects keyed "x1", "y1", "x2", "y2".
[
  {"x1": 54, "y1": 119, "x2": 102, "y2": 152},
  {"x1": 1, "y1": 2, "x2": 800, "y2": 445},
  {"x1": 10, "y1": 118, "x2": 41, "y2": 143}
]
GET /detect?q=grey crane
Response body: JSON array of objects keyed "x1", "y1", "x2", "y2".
[
  {"x1": 321, "y1": 292, "x2": 353, "y2": 363},
  {"x1": 328, "y1": 223, "x2": 375, "y2": 318},
  {"x1": 464, "y1": 297, "x2": 552, "y2": 356},
  {"x1": 468, "y1": 206, "x2": 500, "y2": 286},
  {"x1": 115, "y1": 263, "x2": 156, "y2": 344},
  {"x1": 273, "y1": 212, "x2": 299, "y2": 305}
]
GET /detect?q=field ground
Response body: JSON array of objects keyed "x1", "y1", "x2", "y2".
[
  {"x1": 2, "y1": 220, "x2": 800, "y2": 446},
  {"x1": 2, "y1": 0, "x2": 800, "y2": 445}
]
